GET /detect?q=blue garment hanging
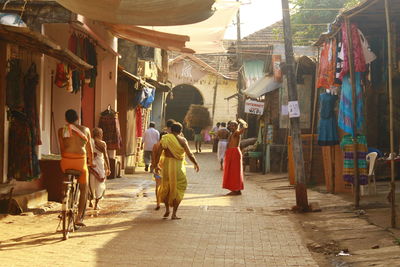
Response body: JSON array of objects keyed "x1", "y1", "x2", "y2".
[{"x1": 140, "y1": 87, "x2": 155, "y2": 108}]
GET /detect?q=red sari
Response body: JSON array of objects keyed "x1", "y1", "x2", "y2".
[{"x1": 222, "y1": 147, "x2": 244, "y2": 191}]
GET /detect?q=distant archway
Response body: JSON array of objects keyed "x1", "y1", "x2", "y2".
[
  {"x1": 165, "y1": 84, "x2": 204, "y2": 138},
  {"x1": 165, "y1": 84, "x2": 204, "y2": 124}
]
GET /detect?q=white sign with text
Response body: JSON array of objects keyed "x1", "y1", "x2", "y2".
[{"x1": 244, "y1": 100, "x2": 264, "y2": 115}]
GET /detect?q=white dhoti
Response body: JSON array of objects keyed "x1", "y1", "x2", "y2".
[
  {"x1": 217, "y1": 140, "x2": 228, "y2": 162},
  {"x1": 89, "y1": 140, "x2": 106, "y2": 200}
]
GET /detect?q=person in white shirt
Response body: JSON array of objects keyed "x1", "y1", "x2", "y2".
[{"x1": 142, "y1": 122, "x2": 160, "y2": 172}]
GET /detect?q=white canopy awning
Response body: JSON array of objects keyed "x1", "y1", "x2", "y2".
[
  {"x1": 140, "y1": 1, "x2": 240, "y2": 53},
  {"x1": 55, "y1": 0, "x2": 215, "y2": 26},
  {"x1": 243, "y1": 76, "x2": 282, "y2": 99}
]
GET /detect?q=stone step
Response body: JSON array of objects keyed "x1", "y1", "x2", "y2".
[{"x1": 12, "y1": 189, "x2": 48, "y2": 212}]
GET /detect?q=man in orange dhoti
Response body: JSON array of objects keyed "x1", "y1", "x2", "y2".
[
  {"x1": 58, "y1": 109, "x2": 94, "y2": 226},
  {"x1": 222, "y1": 119, "x2": 248, "y2": 195}
]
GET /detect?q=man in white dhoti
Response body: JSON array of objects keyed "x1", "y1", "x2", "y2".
[
  {"x1": 89, "y1": 128, "x2": 110, "y2": 210},
  {"x1": 217, "y1": 122, "x2": 229, "y2": 171}
]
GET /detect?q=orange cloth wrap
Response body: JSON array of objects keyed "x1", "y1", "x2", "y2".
[{"x1": 60, "y1": 153, "x2": 88, "y2": 184}]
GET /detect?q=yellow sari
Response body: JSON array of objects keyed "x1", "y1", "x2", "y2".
[{"x1": 158, "y1": 133, "x2": 187, "y2": 206}]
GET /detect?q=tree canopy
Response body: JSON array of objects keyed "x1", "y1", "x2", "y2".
[{"x1": 289, "y1": 0, "x2": 362, "y2": 45}]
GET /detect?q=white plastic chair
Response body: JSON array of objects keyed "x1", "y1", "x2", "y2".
[{"x1": 366, "y1": 152, "x2": 378, "y2": 195}]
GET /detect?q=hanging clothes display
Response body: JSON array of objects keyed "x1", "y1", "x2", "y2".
[
  {"x1": 136, "y1": 107, "x2": 143, "y2": 138},
  {"x1": 6, "y1": 61, "x2": 41, "y2": 181},
  {"x1": 24, "y1": 63, "x2": 42, "y2": 146},
  {"x1": 8, "y1": 110, "x2": 40, "y2": 181},
  {"x1": 338, "y1": 73, "x2": 364, "y2": 136},
  {"x1": 6, "y1": 58, "x2": 23, "y2": 109},
  {"x1": 340, "y1": 135, "x2": 368, "y2": 185},
  {"x1": 334, "y1": 32, "x2": 344, "y2": 86},
  {"x1": 318, "y1": 92, "x2": 339, "y2": 146},
  {"x1": 140, "y1": 87, "x2": 155, "y2": 108},
  {"x1": 98, "y1": 108, "x2": 122, "y2": 150},
  {"x1": 317, "y1": 39, "x2": 336, "y2": 89},
  {"x1": 339, "y1": 23, "x2": 366, "y2": 80},
  {"x1": 67, "y1": 32, "x2": 98, "y2": 93}
]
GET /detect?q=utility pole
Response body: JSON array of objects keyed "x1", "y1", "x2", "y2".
[
  {"x1": 281, "y1": 0, "x2": 309, "y2": 211},
  {"x1": 236, "y1": 0, "x2": 244, "y2": 119}
]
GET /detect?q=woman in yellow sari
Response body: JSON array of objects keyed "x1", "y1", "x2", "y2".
[{"x1": 154, "y1": 122, "x2": 199, "y2": 220}]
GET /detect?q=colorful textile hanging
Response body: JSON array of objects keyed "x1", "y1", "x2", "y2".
[
  {"x1": 8, "y1": 110, "x2": 40, "y2": 181},
  {"x1": 338, "y1": 73, "x2": 364, "y2": 136},
  {"x1": 339, "y1": 23, "x2": 366, "y2": 80},
  {"x1": 340, "y1": 135, "x2": 368, "y2": 185},
  {"x1": 98, "y1": 108, "x2": 122, "y2": 150},
  {"x1": 136, "y1": 107, "x2": 143, "y2": 138},
  {"x1": 317, "y1": 39, "x2": 336, "y2": 89}
]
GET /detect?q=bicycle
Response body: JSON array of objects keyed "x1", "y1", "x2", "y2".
[{"x1": 59, "y1": 169, "x2": 85, "y2": 240}]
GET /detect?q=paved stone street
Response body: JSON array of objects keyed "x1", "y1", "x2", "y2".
[{"x1": 0, "y1": 147, "x2": 317, "y2": 267}]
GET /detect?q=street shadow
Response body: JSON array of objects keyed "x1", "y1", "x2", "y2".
[{"x1": 0, "y1": 232, "x2": 63, "y2": 250}]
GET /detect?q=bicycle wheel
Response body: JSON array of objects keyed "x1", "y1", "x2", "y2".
[
  {"x1": 62, "y1": 182, "x2": 73, "y2": 240},
  {"x1": 66, "y1": 184, "x2": 76, "y2": 234}
]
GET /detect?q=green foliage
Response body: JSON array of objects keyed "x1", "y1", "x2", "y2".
[{"x1": 287, "y1": 0, "x2": 362, "y2": 45}]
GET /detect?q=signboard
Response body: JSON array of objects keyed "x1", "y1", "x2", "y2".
[{"x1": 244, "y1": 99, "x2": 264, "y2": 115}]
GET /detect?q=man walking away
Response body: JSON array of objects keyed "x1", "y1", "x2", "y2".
[
  {"x1": 211, "y1": 122, "x2": 220, "y2": 153},
  {"x1": 217, "y1": 122, "x2": 229, "y2": 171},
  {"x1": 192, "y1": 126, "x2": 203, "y2": 153},
  {"x1": 58, "y1": 109, "x2": 94, "y2": 226},
  {"x1": 142, "y1": 122, "x2": 160, "y2": 172},
  {"x1": 222, "y1": 119, "x2": 248, "y2": 195},
  {"x1": 154, "y1": 122, "x2": 199, "y2": 219}
]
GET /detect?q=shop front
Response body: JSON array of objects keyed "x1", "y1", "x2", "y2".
[
  {"x1": 313, "y1": 0, "x2": 400, "y2": 224},
  {"x1": 0, "y1": 23, "x2": 92, "y2": 209}
]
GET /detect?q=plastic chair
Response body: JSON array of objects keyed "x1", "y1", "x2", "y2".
[{"x1": 366, "y1": 152, "x2": 378, "y2": 195}]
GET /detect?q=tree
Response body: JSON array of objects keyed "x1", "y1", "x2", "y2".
[{"x1": 288, "y1": 0, "x2": 362, "y2": 45}]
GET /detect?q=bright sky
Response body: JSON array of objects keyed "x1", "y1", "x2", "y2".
[{"x1": 224, "y1": 0, "x2": 283, "y2": 40}]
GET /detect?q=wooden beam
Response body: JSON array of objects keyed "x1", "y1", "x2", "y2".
[
  {"x1": 0, "y1": 41, "x2": 6, "y2": 183},
  {"x1": 384, "y1": 0, "x2": 397, "y2": 229}
]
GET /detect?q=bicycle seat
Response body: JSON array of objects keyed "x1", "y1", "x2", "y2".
[{"x1": 65, "y1": 169, "x2": 81, "y2": 177}]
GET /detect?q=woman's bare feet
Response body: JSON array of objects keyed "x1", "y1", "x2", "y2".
[
  {"x1": 163, "y1": 211, "x2": 170, "y2": 218},
  {"x1": 171, "y1": 214, "x2": 181, "y2": 220}
]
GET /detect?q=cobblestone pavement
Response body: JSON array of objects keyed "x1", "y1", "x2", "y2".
[{"x1": 0, "y1": 147, "x2": 318, "y2": 267}]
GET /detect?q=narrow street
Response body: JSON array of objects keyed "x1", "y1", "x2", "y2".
[{"x1": 0, "y1": 146, "x2": 317, "y2": 267}]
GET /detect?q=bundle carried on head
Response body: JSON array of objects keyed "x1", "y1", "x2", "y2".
[{"x1": 184, "y1": 104, "x2": 211, "y2": 129}]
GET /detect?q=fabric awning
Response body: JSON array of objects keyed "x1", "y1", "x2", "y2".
[
  {"x1": 140, "y1": 1, "x2": 240, "y2": 53},
  {"x1": 55, "y1": 0, "x2": 215, "y2": 26},
  {"x1": 0, "y1": 24, "x2": 92, "y2": 70},
  {"x1": 243, "y1": 76, "x2": 282, "y2": 99},
  {"x1": 105, "y1": 24, "x2": 194, "y2": 54}
]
